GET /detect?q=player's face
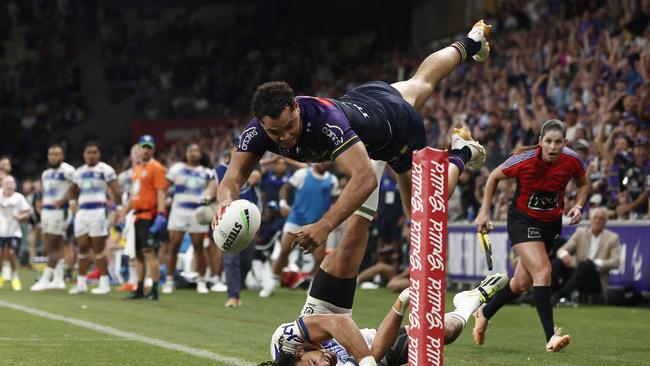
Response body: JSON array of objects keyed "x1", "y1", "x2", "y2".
[
  {"x1": 83, "y1": 146, "x2": 100, "y2": 166},
  {"x1": 261, "y1": 106, "x2": 302, "y2": 149},
  {"x1": 47, "y1": 147, "x2": 64, "y2": 167},
  {"x1": 186, "y1": 144, "x2": 201, "y2": 165},
  {"x1": 539, "y1": 130, "x2": 565, "y2": 163},
  {"x1": 297, "y1": 350, "x2": 336, "y2": 366}
]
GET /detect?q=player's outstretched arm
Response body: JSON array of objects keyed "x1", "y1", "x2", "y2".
[
  {"x1": 302, "y1": 314, "x2": 375, "y2": 364},
  {"x1": 214, "y1": 151, "x2": 261, "y2": 224},
  {"x1": 475, "y1": 168, "x2": 508, "y2": 233},
  {"x1": 292, "y1": 142, "x2": 377, "y2": 253}
]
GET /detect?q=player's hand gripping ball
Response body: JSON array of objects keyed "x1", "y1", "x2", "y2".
[{"x1": 212, "y1": 199, "x2": 261, "y2": 253}]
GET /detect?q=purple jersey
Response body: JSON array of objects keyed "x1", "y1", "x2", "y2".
[
  {"x1": 239, "y1": 96, "x2": 360, "y2": 162},
  {"x1": 238, "y1": 81, "x2": 426, "y2": 173}
]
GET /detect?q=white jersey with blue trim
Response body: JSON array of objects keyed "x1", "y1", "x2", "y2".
[
  {"x1": 72, "y1": 162, "x2": 117, "y2": 211},
  {"x1": 270, "y1": 317, "x2": 376, "y2": 366},
  {"x1": 167, "y1": 162, "x2": 214, "y2": 212},
  {"x1": 41, "y1": 162, "x2": 75, "y2": 208},
  {"x1": 118, "y1": 168, "x2": 133, "y2": 203}
]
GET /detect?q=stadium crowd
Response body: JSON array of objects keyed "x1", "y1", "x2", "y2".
[{"x1": 0, "y1": 0, "x2": 648, "y2": 300}]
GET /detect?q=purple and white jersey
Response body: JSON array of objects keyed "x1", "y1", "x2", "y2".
[
  {"x1": 270, "y1": 316, "x2": 376, "y2": 366},
  {"x1": 238, "y1": 81, "x2": 425, "y2": 173},
  {"x1": 239, "y1": 96, "x2": 360, "y2": 162}
]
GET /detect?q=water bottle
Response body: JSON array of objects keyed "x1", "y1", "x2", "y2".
[{"x1": 467, "y1": 206, "x2": 476, "y2": 221}]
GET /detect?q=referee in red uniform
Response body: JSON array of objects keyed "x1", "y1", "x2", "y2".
[{"x1": 473, "y1": 119, "x2": 589, "y2": 352}]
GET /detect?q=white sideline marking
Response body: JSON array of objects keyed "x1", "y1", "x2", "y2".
[{"x1": 0, "y1": 300, "x2": 254, "y2": 366}]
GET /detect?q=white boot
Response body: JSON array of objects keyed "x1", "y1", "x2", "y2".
[
  {"x1": 68, "y1": 276, "x2": 88, "y2": 294},
  {"x1": 196, "y1": 277, "x2": 208, "y2": 294},
  {"x1": 31, "y1": 267, "x2": 54, "y2": 291},
  {"x1": 91, "y1": 275, "x2": 111, "y2": 294}
]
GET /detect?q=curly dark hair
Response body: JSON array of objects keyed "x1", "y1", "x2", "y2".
[
  {"x1": 257, "y1": 351, "x2": 301, "y2": 366},
  {"x1": 251, "y1": 81, "x2": 296, "y2": 119}
]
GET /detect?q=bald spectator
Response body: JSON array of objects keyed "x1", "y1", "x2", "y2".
[{"x1": 551, "y1": 208, "x2": 622, "y2": 305}]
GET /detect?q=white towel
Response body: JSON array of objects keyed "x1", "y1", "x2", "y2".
[{"x1": 123, "y1": 211, "x2": 136, "y2": 259}]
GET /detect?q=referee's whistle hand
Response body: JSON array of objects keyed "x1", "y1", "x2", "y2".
[{"x1": 474, "y1": 213, "x2": 492, "y2": 233}]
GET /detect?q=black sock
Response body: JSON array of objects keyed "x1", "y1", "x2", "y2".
[
  {"x1": 137, "y1": 281, "x2": 144, "y2": 295},
  {"x1": 151, "y1": 281, "x2": 159, "y2": 295},
  {"x1": 450, "y1": 146, "x2": 472, "y2": 164},
  {"x1": 482, "y1": 283, "x2": 517, "y2": 319},
  {"x1": 532, "y1": 286, "x2": 555, "y2": 341}
]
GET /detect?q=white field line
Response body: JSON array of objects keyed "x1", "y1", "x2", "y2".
[{"x1": 0, "y1": 300, "x2": 254, "y2": 366}]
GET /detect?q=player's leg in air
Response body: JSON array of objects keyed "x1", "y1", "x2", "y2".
[{"x1": 390, "y1": 20, "x2": 491, "y2": 216}]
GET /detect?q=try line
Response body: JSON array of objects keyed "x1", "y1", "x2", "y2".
[{"x1": 0, "y1": 300, "x2": 254, "y2": 366}]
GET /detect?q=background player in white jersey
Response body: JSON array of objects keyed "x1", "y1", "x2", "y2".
[
  {"x1": 266, "y1": 273, "x2": 508, "y2": 366},
  {"x1": 64, "y1": 142, "x2": 120, "y2": 295},
  {"x1": 162, "y1": 143, "x2": 216, "y2": 294},
  {"x1": 0, "y1": 176, "x2": 31, "y2": 291},
  {"x1": 31, "y1": 144, "x2": 76, "y2": 291}
]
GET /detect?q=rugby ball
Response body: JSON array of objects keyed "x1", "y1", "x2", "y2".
[{"x1": 213, "y1": 199, "x2": 261, "y2": 253}]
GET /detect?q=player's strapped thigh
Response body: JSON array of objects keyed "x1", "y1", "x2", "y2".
[
  {"x1": 301, "y1": 268, "x2": 356, "y2": 316},
  {"x1": 354, "y1": 160, "x2": 387, "y2": 220}
]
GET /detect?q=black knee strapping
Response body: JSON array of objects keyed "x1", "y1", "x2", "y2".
[{"x1": 309, "y1": 269, "x2": 357, "y2": 309}]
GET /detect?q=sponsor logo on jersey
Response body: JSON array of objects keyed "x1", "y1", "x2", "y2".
[
  {"x1": 240, "y1": 127, "x2": 258, "y2": 151},
  {"x1": 527, "y1": 191, "x2": 559, "y2": 211},
  {"x1": 322, "y1": 124, "x2": 344, "y2": 146}
]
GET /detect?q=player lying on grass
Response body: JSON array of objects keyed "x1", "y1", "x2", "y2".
[{"x1": 263, "y1": 273, "x2": 508, "y2": 366}]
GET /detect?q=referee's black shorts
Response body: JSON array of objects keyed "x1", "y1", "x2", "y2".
[{"x1": 507, "y1": 208, "x2": 561, "y2": 253}]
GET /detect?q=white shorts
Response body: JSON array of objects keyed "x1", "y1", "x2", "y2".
[
  {"x1": 282, "y1": 221, "x2": 301, "y2": 234},
  {"x1": 41, "y1": 209, "x2": 69, "y2": 236},
  {"x1": 301, "y1": 295, "x2": 353, "y2": 316},
  {"x1": 354, "y1": 160, "x2": 387, "y2": 221},
  {"x1": 74, "y1": 209, "x2": 109, "y2": 238},
  {"x1": 168, "y1": 208, "x2": 208, "y2": 233}
]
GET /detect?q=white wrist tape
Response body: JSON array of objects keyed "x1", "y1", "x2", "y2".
[{"x1": 358, "y1": 356, "x2": 377, "y2": 366}]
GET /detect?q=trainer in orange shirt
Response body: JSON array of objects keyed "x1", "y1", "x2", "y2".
[{"x1": 120, "y1": 135, "x2": 168, "y2": 300}]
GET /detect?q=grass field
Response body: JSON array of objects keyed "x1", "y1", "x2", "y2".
[{"x1": 1, "y1": 270, "x2": 648, "y2": 366}]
